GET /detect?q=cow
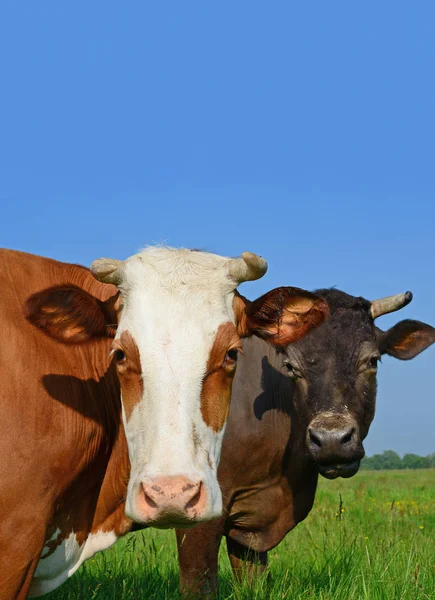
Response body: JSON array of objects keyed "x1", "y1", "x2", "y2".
[
  {"x1": 176, "y1": 288, "x2": 435, "y2": 596},
  {"x1": 0, "y1": 247, "x2": 329, "y2": 599}
]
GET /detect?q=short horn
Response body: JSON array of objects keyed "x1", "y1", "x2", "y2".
[
  {"x1": 370, "y1": 291, "x2": 413, "y2": 319},
  {"x1": 90, "y1": 258, "x2": 124, "y2": 285},
  {"x1": 228, "y1": 252, "x2": 268, "y2": 283}
]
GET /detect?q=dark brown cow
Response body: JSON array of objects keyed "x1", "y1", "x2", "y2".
[
  {"x1": 176, "y1": 288, "x2": 435, "y2": 596},
  {"x1": 0, "y1": 248, "x2": 328, "y2": 598}
]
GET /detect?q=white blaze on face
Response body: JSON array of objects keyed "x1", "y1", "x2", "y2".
[{"x1": 111, "y1": 248, "x2": 240, "y2": 523}]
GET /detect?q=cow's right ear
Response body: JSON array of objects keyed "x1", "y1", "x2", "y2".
[
  {"x1": 234, "y1": 287, "x2": 329, "y2": 347},
  {"x1": 24, "y1": 285, "x2": 118, "y2": 344},
  {"x1": 379, "y1": 319, "x2": 435, "y2": 360}
]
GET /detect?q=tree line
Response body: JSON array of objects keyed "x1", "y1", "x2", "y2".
[{"x1": 361, "y1": 450, "x2": 435, "y2": 470}]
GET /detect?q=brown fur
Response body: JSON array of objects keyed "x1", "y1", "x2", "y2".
[
  {"x1": 199, "y1": 290, "x2": 327, "y2": 433},
  {"x1": 24, "y1": 284, "x2": 119, "y2": 343},
  {"x1": 201, "y1": 322, "x2": 241, "y2": 431},
  {"x1": 380, "y1": 320, "x2": 435, "y2": 360},
  {"x1": 0, "y1": 249, "x2": 129, "y2": 599},
  {"x1": 114, "y1": 331, "x2": 144, "y2": 421},
  {"x1": 235, "y1": 288, "x2": 329, "y2": 346}
]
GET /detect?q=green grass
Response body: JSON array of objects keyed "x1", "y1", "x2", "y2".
[{"x1": 47, "y1": 470, "x2": 435, "y2": 599}]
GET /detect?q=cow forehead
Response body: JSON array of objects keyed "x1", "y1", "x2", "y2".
[
  {"x1": 115, "y1": 249, "x2": 239, "y2": 369},
  {"x1": 120, "y1": 284, "x2": 235, "y2": 337},
  {"x1": 293, "y1": 310, "x2": 375, "y2": 354},
  {"x1": 121, "y1": 247, "x2": 235, "y2": 294}
]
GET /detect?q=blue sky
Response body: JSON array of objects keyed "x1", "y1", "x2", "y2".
[{"x1": 1, "y1": 1, "x2": 434, "y2": 456}]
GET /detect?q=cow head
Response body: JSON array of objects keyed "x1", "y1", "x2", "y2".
[
  {"x1": 25, "y1": 247, "x2": 328, "y2": 528},
  {"x1": 282, "y1": 289, "x2": 435, "y2": 479}
]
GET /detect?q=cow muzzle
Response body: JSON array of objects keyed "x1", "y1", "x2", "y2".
[
  {"x1": 132, "y1": 476, "x2": 212, "y2": 528},
  {"x1": 307, "y1": 414, "x2": 365, "y2": 479}
]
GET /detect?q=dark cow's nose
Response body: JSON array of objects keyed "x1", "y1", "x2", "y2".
[
  {"x1": 307, "y1": 418, "x2": 364, "y2": 478},
  {"x1": 308, "y1": 426, "x2": 359, "y2": 459},
  {"x1": 309, "y1": 426, "x2": 355, "y2": 450}
]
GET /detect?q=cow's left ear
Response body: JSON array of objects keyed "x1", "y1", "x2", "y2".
[
  {"x1": 234, "y1": 287, "x2": 329, "y2": 347},
  {"x1": 379, "y1": 319, "x2": 435, "y2": 360},
  {"x1": 24, "y1": 285, "x2": 118, "y2": 344}
]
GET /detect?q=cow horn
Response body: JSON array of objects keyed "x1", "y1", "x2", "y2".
[
  {"x1": 370, "y1": 291, "x2": 413, "y2": 319},
  {"x1": 90, "y1": 258, "x2": 124, "y2": 285},
  {"x1": 228, "y1": 252, "x2": 268, "y2": 283}
]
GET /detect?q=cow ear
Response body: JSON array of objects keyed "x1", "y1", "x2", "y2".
[
  {"x1": 24, "y1": 285, "x2": 118, "y2": 344},
  {"x1": 234, "y1": 287, "x2": 329, "y2": 347},
  {"x1": 379, "y1": 319, "x2": 435, "y2": 360}
]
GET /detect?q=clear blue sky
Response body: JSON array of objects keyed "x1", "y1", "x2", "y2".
[{"x1": 1, "y1": 2, "x2": 434, "y2": 456}]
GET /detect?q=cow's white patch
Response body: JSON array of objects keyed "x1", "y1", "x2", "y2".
[
  {"x1": 29, "y1": 529, "x2": 117, "y2": 597},
  {"x1": 116, "y1": 247, "x2": 239, "y2": 523}
]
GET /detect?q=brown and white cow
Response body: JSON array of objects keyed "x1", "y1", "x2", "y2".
[{"x1": 0, "y1": 247, "x2": 328, "y2": 598}]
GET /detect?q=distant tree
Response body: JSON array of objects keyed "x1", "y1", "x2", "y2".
[
  {"x1": 361, "y1": 453, "x2": 382, "y2": 470},
  {"x1": 379, "y1": 450, "x2": 402, "y2": 470},
  {"x1": 402, "y1": 453, "x2": 426, "y2": 469},
  {"x1": 360, "y1": 456, "x2": 372, "y2": 470},
  {"x1": 361, "y1": 450, "x2": 401, "y2": 470},
  {"x1": 361, "y1": 450, "x2": 435, "y2": 470}
]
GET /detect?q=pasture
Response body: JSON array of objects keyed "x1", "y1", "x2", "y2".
[{"x1": 47, "y1": 469, "x2": 435, "y2": 599}]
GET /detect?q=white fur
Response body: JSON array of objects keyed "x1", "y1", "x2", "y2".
[
  {"x1": 30, "y1": 530, "x2": 118, "y2": 597},
  {"x1": 117, "y1": 247, "x2": 239, "y2": 522}
]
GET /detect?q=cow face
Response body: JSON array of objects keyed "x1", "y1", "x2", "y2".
[
  {"x1": 282, "y1": 289, "x2": 435, "y2": 479},
  {"x1": 25, "y1": 247, "x2": 329, "y2": 528}
]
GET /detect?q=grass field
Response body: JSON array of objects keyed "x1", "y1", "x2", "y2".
[{"x1": 47, "y1": 469, "x2": 435, "y2": 599}]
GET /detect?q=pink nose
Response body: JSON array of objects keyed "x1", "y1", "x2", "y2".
[{"x1": 137, "y1": 476, "x2": 207, "y2": 525}]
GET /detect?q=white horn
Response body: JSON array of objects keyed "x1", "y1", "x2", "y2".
[
  {"x1": 90, "y1": 258, "x2": 124, "y2": 285},
  {"x1": 228, "y1": 252, "x2": 268, "y2": 283}
]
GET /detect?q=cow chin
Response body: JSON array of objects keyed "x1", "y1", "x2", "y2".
[{"x1": 317, "y1": 460, "x2": 361, "y2": 479}]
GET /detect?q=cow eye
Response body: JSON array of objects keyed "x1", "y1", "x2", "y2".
[
  {"x1": 223, "y1": 349, "x2": 239, "y2": 369},
  {"x1": 283, "y1": 360, "x2": 301, "y2": 379},
  {"x1": 369, "y1": 355, "x2": 380, "y2": 369},
  {"x1": 225, "y1": 349, "x2": 239, "y2": 364},
  {"x1": 113, "y1": 349, "x2": 126, "y2": 363}
]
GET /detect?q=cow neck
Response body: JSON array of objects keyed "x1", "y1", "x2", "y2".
[
  {"x1": 37, "y1": 259, "x2": 131, "y2": 543},
  {"x1": 219, "y1": 335, "x2": 318, "y2": 553},
  {"x1": 42, "y1": 359, "x2": 132, "y2": 551}
]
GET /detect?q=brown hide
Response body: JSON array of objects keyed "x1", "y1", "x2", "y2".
[
  {"x1": 176, "y1": 336, "x2": 318, "y2": 593},
  {"x1": 219, "y1": 337, "x2": 317, "y2": 550},
  {"x1": 176, "y1": 289, "x2": 435, "y2": 595},
  {"x1": 0, "y1": 250, "x2": 131, "y2": 599}
]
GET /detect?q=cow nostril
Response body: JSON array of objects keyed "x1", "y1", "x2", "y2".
[
  {"x1": 341, "y1": 427, "x2": 355, "y2": 445},
  {"x1": 141, "y1": 484, "x2": 158, "y2": 509},
  {"x1": 185, "y1": 482, "x2": 202, "y2": 510},
  {"x1": 309, "y1": 429, "x2": 322, "y2": 448}
]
